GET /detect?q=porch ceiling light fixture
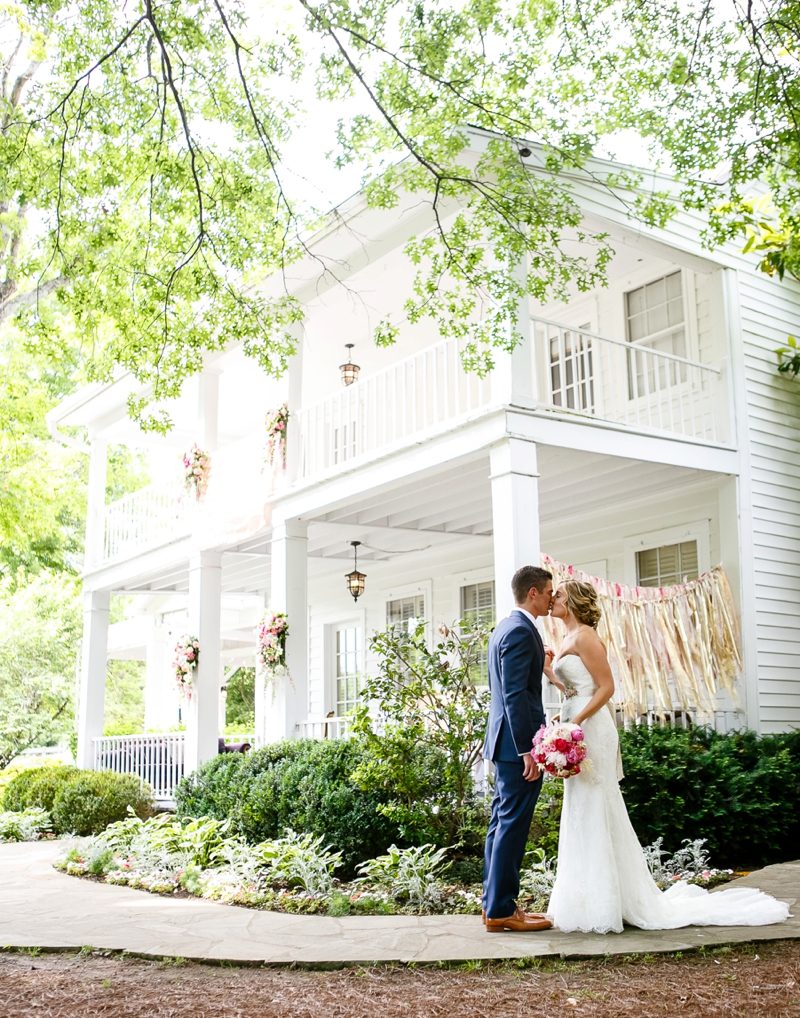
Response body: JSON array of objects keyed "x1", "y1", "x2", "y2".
[
  {"x1": 345, "y1": 541, "x2": 366, "y2": 602},
  {"x1": 339, "y1": 344, "x2": 360, "y2": 386}
]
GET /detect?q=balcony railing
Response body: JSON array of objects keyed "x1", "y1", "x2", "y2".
[
  {"x1": 296, "y1": 337, "x2": 493, "y2": 479},
  {"x1": 532, "y1": 316, "x2": 725, "y2": 443},
  {"x1": 103, "y1": 478, "x2": 190, "y2": 564}
]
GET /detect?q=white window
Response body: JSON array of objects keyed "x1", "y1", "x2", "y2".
[
  {"x1": 460, "y1": 581, "x2": 495, "y2": 685},
  {"x1": 334, "y1": 625, "x2": 362, "y2": 715},
  {"x1": 387, "y1": 594, "x2": 425, "y2": 631},
  {"x1": 626, "y1": 271, "x2": 687, "y2": 393},
  {"x1": 461, "y1": 581, "x2": 496, "y2": 626},
  {"x1": 636, "y1": 541, "x2": 699, "y2": 587}
]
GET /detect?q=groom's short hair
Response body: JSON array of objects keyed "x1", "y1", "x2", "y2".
[{"x1": 512, "y1": 565, "x2": 553, "y2": 603}]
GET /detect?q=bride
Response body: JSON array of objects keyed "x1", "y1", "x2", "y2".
[{"x1": 543, "y1": 579, "x2": 790, "y2": 934}]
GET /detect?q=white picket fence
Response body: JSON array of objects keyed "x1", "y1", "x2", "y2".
[{"x1": 296, "y1": 716, "x2": 351, "y2": 740}]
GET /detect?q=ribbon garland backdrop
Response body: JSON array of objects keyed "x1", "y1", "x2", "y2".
[{"x1": 540, "y1": 556, "x2": 743, "y2": 722}]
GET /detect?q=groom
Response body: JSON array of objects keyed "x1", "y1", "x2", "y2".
[{"x1": 483, "y1": 565, "x2": 554, "y2": 933}]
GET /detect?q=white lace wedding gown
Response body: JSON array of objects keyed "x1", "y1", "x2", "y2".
[{"x1": 547, "y1": 654, "x2": 791, "y2": 934}]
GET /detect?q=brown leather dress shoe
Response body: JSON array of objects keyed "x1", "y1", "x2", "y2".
[
  {"x1": 482, "y1": 908, "x2": 547, "y2": 924},
  {"x1": 485, "y1": 907, "x2": 552, "y2": 933}
]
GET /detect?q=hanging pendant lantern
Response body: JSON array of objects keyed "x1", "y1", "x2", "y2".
[
  {"x1": 339, "y1": 344, "x2": 360, "y2": 386},
  {"x1": 345, "y1": 541, "x2": 366, "y2": 601}
]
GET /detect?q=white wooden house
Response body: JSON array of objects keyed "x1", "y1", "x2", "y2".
[{"x1": 48, "y1": 130, "x2": 800, "y2": 801}]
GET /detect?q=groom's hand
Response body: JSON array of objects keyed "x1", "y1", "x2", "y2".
[{"x1": 522, "y1": 752, "x2": 541, "y2": 781}]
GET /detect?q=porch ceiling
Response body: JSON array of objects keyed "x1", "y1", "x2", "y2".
[{"x1": 109, "y1": 444, "x2": 724, "y2": 595}]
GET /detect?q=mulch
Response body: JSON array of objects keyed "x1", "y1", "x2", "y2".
[{"x1": 1, "y1": 940, "x2": 799, "y2": 1017}]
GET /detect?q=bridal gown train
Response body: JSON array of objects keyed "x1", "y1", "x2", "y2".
[{"x1": 547, "y1": 655, "x2": 790, "y2": 934}]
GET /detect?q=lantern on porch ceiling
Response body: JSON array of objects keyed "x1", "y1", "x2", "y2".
[
  {"x1": 339, "y1": 344, "x2": 360, "y2": 386},
  {"x1": 345, "y1": 541, "x2": 366, "y2": 602}
]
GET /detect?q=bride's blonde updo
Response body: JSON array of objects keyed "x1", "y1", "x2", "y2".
[{"x1": 560, "y1": 580, "x2": 602, "y2": 629}]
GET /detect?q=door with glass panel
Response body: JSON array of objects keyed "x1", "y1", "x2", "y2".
[{"x1": 334, "y1": 625, "x2": 362, "y2": 716}]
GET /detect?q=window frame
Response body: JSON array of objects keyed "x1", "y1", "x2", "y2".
[
  {"x1": 380, "y1": 579, "x2": 433, "y2": 647},
  {"x1": 319, "y1": 608, "x2": 366, "y2": 718}
]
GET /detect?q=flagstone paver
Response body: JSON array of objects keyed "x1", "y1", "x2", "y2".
[{"x1": 1, "y1": 842, "x2": 797, "y2": 965}]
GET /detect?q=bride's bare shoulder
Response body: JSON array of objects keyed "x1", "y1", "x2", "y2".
[{"x1": 575, "y1": 626, "x2": 606, "y2": 653}]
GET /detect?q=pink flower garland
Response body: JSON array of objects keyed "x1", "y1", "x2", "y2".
[
  {"x1": 182, "y1": 444, "x2": 211, "y2": 500},
  {"x1": 264, "y1": 404, "x2": 289, "y2": 469},
  {"x1": 173, "y1": 635, "x2": 199, "y2": 699}
]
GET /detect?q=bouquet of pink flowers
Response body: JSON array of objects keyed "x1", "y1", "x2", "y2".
[{"x1": 532, "y1": 721, "x2": 588, "y2": 778}]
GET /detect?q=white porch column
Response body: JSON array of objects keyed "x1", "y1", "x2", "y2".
[
  {"x1": 184, "y1": 551, "x2": 222, "y2": 772},
  {"x1": 490, "y1": 437, "x2": 541, "y2": 618},
  {"x1": 76, "y1": 589, "x2": 110, "y2": 769},
  {"x1": 144, "y1": 621, "x2": 177, "y2": 732},
  {"x1": 84, "y1": 439, "x2": 108, "y2": 569},
  {"x1": 197, "y1": 370, "x2": 220, "y2": 452},
  {"x1": 283, "y1": 322, "x2": 304, "y2": 487},
  {"x1": 263, "y1": 519, "x2": 308, "y2": 743}
]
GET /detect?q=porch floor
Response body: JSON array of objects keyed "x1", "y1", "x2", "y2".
[{"x1": 1, "y1": 843, "x2": 797, "y2": 965}]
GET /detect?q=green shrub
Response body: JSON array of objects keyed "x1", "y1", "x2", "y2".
[
  {"x1": 51, "y1": 771, "x2": 154, "y2": 835},
  {"x1": 175, "y1": 739, "x2": 401, "y2": 875},
  {"x1": 619, "y1": 725, "x2": 800, "y2": 867},
  {"x1": 3, "y1": 765, "x2": 79, "y2": 813}
]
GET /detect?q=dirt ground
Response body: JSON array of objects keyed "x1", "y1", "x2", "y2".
[{"x1": 1, "y1": 940, "x2": 798, "y2": 1017}]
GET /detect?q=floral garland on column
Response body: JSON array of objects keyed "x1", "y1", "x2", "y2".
[
  {"x1": 540, "y1": 555, "x2": 743, "y2": 722},
  {"x1": 264, "y1": 404, "x2": 289, "y2": 469},
  {"x1": 256, "y1": 611, "x2": 290, "y2": 694},
  {"x1": 173, "y1": 635, "x2": 200, "y2": 699},
  {"x1": 182, "y1": 444, "x2": 211, "y2": 500}
]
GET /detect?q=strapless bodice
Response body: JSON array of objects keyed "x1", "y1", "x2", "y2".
[{"x1": 553, "y1": 654, "x2": 597, "y2": 698}]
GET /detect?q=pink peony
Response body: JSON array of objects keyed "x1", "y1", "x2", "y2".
[{"x1": 571, "y1": 727, "x2": 584, "y2": 741}]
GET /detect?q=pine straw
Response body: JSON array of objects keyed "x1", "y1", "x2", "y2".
[{"x1": 1, "y1": 940, "x2": 799, "y2": 1018}]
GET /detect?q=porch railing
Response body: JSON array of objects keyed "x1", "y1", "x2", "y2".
[
  {"x1": 296, "y1": 337, "x2": 493, "y2": 479},
  {"x1": 296, "y1": 716, "x2": 351, "y2": 740},
  {"x1": 92, "y1": 732, "x2": 255, "y2": 805},
  {"x1": 102, "y1": 479, "x2": 190, "y2": 564},
  {"x1": 532, "y1": 316, "x2": 725, "y2": 444},
  {"x1": 92, "y1": 733, "x2": 186, "y2": 805}
]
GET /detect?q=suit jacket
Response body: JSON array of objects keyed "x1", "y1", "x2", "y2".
[{"x1": 482, "y1": 610, "x2": 546, "y2": 762}]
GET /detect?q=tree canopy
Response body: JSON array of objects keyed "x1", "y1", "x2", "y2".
[{"x1": 1, "y1": 0, "x2": 799, "y2": 434}]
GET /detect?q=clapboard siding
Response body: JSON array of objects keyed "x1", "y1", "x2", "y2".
[{"x1": 737, "y1": 261, "x2": 800, "y2": 731}]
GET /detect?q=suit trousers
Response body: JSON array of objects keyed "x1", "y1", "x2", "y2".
[{"x1": 483, "y1": 758, "x2": 543, "y2": 918}]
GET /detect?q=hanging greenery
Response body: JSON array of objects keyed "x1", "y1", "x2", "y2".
[{"x1": 541, "y1": 557, "x2": 743, "y2": 722}]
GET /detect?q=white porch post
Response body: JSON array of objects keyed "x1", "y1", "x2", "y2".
[
  {"x1": 76, "y1": 589, "x2": 110, "y2": 769},
  {"x1": 490, "y1": 437, "x2": 541, "y2": 618},
  {"x1": 144, "y1": 620, "x2": 177, "y2": 732},
  {"x1": 84, "y1": 439, "x2": 108, "y2": 569},
  {"x1": 197, "y1": 370, "x2": 220, "y2": 452},
  {"x1": 263, "y1": 519, "x2": 308, "y2": 743},
  {"x1": 184, "y1": 551, "x2": 222, "y2": 772}
]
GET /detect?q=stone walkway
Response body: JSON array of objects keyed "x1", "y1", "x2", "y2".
[{"x1": 1, "y1": 842, "x2": 798, "y2": 965}]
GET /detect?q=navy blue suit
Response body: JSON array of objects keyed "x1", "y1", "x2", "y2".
[{"x1": 483, "y1": 610, "x2": 546, "y2": 919}]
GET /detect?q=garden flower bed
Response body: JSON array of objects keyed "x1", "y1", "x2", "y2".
[{"x1": 51, "y1": 813, "x2": 733, "y2": 918}]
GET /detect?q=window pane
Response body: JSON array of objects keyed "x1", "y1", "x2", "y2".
[{"x1": 387, "y1": 595, "x2": 425, "y2": 628}]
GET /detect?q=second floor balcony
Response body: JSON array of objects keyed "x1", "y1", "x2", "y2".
[{"x1": 95, "y1": 316, "x2": 729, "y2": 569}]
